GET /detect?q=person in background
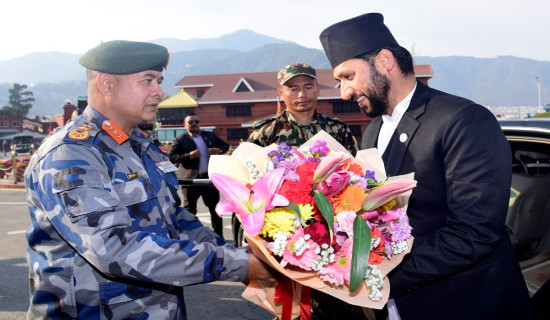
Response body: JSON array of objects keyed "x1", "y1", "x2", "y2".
[
  {"x1": 313, "y1": 12, "x2": 534, "y2": 320},
  {"x1": 24, "y1": 40, "x2": 280, "y2": 319},
  {"x1": 247, "y1": 62, "x2": 358, "y2": 156},
  {"x1": 168, "y1": 113, "x2": 229, "y2": 237}
]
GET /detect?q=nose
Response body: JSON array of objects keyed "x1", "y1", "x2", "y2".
[
  {"x1": 340, "y1": 83, "x2": 353, "y2": 100},
  {"x1": 153, "y1": 82, "x2": 164, "y2": 98}
]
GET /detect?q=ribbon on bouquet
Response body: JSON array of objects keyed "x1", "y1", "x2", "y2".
[{"x1": 274, "y1": 280, "x2": 311, "y2": 320}]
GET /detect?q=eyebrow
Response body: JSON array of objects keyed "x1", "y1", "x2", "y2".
[{"x1": 142, "y1": 72, "x2": 164, "y2": 81}]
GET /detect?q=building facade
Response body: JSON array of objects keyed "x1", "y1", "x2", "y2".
[{"x1": 162, "y1": 65, "x2": 433, "y2": 147}]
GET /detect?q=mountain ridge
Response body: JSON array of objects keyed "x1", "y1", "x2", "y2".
[{"x1": 0, "y1": 30, "x2": 548, "y2": 117}]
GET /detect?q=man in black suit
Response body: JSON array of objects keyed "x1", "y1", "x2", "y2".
[
  {"x1": 314, "y1": 13, "x2": 534, "y2": 320},
  {"x1": 168, "y1": 113, "x2": 229, "y2": 237}
]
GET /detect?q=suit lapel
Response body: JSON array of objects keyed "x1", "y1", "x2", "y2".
[
  {"x1": 362, "y1": 117, "x2": 382, "y2": 149},
  {"x1": 385, "y1": 82, "x2": 431, "y2": 174},
  {"x1": 366, "y1": 81, "x2": 431, "y2": 175}
]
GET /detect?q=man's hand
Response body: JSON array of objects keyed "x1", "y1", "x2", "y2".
[
  {"x1": 208, "y1": 147, "x2": 221, "y2": 155},
  {"x1": 189, "y1": 149, "x2": 201, "y2": 159},
  {"x1": 245, "y1": 248, "x2": 284, "y2": 283}
]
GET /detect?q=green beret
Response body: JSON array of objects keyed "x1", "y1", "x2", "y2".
[{"x1": 79, "y1": 40, "x2": 169, "y2": 74}]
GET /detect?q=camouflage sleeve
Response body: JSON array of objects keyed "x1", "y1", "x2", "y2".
[
  {"x1": 247, "y1": 127, "x2": 269, "y2": 147},
  {"x1": 341, "y1": 124, "x2": 359, "y2": 156},
  {"x1": 29, "y1": 143, "x2": 249, "y2": 286}
]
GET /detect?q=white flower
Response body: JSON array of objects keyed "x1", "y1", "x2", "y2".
[
  {"x1": 292, "y1": 235, "x2": 310, "y2": 256},
  {"x1": 246, "y1": 160, "x2": 262, "y2": 182},
  {"x1": 270, "y1": 231, "x2": 289, "y2": 256},
  {"x1": 371, "y1": 236, "x2": 381, "y2": 249},
  {"x1": 263, "y1": 159, "x2": 274, "y2": 173},
  {"x1": 365, "y1": 265, "x2": 384, "y2": 301},
  {"x1": 391, "y1": 240, "x2": 409, "y2": 255}
]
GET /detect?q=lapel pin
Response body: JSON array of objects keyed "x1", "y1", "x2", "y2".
[{"x1": 399, "y1": 133, "x2": 408, "y2": 143}]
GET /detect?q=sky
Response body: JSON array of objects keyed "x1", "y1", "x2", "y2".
[{"x1": 1, "y1": 0, "x2": 549, "y2": 62}]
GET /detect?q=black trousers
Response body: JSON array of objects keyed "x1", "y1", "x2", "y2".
[{"x1": 181, "y1": 184, "x2": 223, "y2": 237}]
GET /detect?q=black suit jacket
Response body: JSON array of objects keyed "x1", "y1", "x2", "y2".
[
  {"x1": 362, "y1": 81, "x2": 533, "y2": 319},
  {"x1": 168, "y1": 131, "x2": 229, "y2": 180}
]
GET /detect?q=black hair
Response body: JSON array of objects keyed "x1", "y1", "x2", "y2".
[{"x1": 357, "y1": 46, "x2": 414, "y2": 76}]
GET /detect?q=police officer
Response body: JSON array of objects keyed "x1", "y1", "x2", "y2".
[
  {"x1": 247, "y1": 63, "x2": 358, "y2": 155},
  {"x1": 24, "y1": 40, "x2": 280, "y2": 319}
]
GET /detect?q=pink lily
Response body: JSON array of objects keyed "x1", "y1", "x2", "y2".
[
  {"x1": 210, "y1": 168, "x2": 289, "y2": 236},
  {"x1": 361, "y1": 179, "x2": 417, "y2": 212},
  {"x1": 313, "y1": 152, "x2": 349, "y2": 184}
]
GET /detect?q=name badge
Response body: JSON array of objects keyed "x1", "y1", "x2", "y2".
[{"x1": 156, "y1": 161, "x2": 178, "y2": 173}]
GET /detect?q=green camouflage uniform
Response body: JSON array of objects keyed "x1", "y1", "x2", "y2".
[{"x1": 247, "y1": 109, "x2": 358, "y2": 155}]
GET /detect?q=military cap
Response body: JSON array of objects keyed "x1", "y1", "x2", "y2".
[
  {"x1": 79, "y1": 40, "x2": 169, "y2": 74},
  {"x1": 319, "y1": 13, "x2": 399, "y2": 68},
  {"x1": 277, "y1": 63, "x2": 317, "y2": 85}
]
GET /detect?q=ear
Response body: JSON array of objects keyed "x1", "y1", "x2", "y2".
[
  {"x1": 377, "y1": 49, "x2": 395, "y2": 72},
  {"x1": 97, "y1": 73, "x2": 114, "y2": 95},
  {"x1": 277, "y1": 87, "x2": 283, "y2": 97}
]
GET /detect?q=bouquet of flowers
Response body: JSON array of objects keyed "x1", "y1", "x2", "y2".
[{"x1": 208, "y1": 132, "x2": 415, "y2": 319}]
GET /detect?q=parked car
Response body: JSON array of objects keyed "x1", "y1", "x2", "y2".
[{"x1": 498, "y1": 119, "x2": 550, "y2": 260}]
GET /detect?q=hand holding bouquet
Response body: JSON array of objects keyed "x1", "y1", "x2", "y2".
[{"x1": 208, "y1": 132, "x2": 416, "y2": 318}]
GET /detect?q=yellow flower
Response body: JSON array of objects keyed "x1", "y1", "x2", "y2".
[
  {"x1": 260, "y1": 208, "x2": 296, "y2": 238},
  {"x1": 298, "y1": 204, "x2": 314, "y2": 223}
]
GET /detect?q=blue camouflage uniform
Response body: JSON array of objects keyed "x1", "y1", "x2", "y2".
[{"x1": 25, "y1": 106, "x2": 249, "y2": 319}]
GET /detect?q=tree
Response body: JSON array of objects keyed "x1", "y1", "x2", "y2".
[{"x1": 3, "y1": 83, "x2": 35, "y2": 124}]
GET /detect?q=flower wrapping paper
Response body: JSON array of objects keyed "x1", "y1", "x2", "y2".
[{"x1": 208, "y1": 131, "x2": 414, "y2": 317}]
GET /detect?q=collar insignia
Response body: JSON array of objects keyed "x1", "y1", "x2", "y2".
[{"x1": 102, "y1": 120, "x2": 129, "y2": 145}]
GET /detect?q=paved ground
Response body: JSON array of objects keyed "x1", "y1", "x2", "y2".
[{"x1": 0, "y1": 181, "x2": 275, "y2": 320}]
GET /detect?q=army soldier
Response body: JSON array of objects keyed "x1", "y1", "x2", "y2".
[
  {"x1": 24, "y1": 40, "x2": 279, "y2": 319},
  {"x1": 247, "y1": 63, "x2": 358, "y2": 155}
]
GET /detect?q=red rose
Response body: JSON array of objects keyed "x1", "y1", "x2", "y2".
[{"x1": 304, "y1": 222, "x2": 328, "y2": 244}]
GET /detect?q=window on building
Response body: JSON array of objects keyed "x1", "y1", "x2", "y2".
[
  {"x1": 227, "y1": 128, "x2": 249, "y2": 140},
  {"x1": 158, "y1": 108, "x2": 192, "y2": 125},
  {"x1": 226, "y1": 105, "x2": 252, "y2": 117},
  {"x1": 12, "y1": 121, "x2": 20, "y2": 127},
  {"x1": 0, "y1": 121, "x2": 8, "y2": 127},
  {"x1": 348, "y1": 124, "x2": 362, "y2": 137},
  {"x1": 197, "y1": 90, "x2": 205, "y2": 98},
  {"x1": 333, "y1": 101, "x2": 360, "y2": 114}
]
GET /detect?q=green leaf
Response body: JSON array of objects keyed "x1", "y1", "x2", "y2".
[
  {"x1": 350, "y1": 215, "x2": 371, "y2": 292},
  {"x1": 287, "y1": 201, "x2": 302, "y2": 221},
  {"x1": 314, "y1": 190, "x2": 334, "y2": 246}
]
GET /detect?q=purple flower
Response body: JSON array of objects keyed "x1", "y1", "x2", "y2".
[
  {"x1": 268, "y1": 142, "x2": 294, "y2": 168},
  {"x1": 278, "y1": 157, "x2": 304, "y2": 181},
  {"x1": 308, "y1": 140, "x2": 330, "y2": 162},
  {"x1": 389, "y1": 210, "x2": 413, "y2": 242}
]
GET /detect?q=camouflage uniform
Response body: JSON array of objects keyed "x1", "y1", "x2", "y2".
[
  {"x1": 247, "y1": 109, "x2": 358, "y2": 154},
  {"x1": 25, "y1": 107, "x2": 249, "y2": 319}
]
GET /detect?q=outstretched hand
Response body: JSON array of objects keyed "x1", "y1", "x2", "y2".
[{"x1": 245, "y1": 246, "x2": 285, "y2": 284}]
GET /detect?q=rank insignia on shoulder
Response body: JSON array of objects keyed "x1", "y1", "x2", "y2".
[
  {"x1": 156, "y1": 161, "x2": 178, "y2": 173},
  {"x1": 68, "y1": 125, "x2": 93, "y2": 141},
  {"x1": 102, "y1": 120, "x2": 129, "y2": 145},
  {"x1": 127, "y1": 172, "x2": 141, "y2": 180}
]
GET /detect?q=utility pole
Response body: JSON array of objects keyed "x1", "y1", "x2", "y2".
[{"x1": 537, "y1": 77, "x2": 543, "y2": 113}]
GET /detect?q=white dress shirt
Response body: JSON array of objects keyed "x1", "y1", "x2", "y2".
[{"x1": 377, "y1": 84, "x2": 417, "y2": 155}]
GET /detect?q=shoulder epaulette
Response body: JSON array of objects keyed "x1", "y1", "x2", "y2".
[
  {"x1": 63, "y1": 122, "x2": 99, "y2": 146},
  {"x1": 252, "y1": 114, "x2": 280, "y2": 129},
  {"x1": 318, "y1": 112, "x2": 347, "y2": 125}
]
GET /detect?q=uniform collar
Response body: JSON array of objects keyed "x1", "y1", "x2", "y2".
[{"x1": 84, "y1": 106, "x2": 146, "y2": 145}]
